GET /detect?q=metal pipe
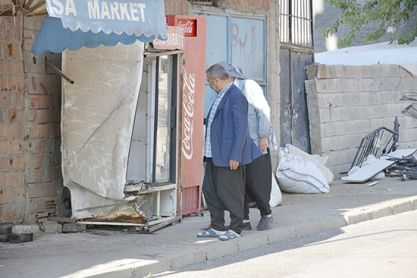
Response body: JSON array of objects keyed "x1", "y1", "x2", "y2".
[{"x1": 45, "y1": 59, "x2": 75, "y2": 84}]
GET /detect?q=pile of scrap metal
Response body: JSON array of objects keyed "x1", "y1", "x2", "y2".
[
  {"x1": 387, "y1": 153, "x2": 417, "y2": 181},
  {"x1": 342, "y1": 116, "x2": 417, "y2": 183},
  {"x1": 394, "y1": 92, "x2": 417, "y2": 180},
  {"x1": 78, "y1": 181, "x2": 179, "y2": 233}
]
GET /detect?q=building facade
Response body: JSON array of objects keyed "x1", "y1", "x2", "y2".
[{"x1": 0, "y1": 0, "x2": 282, "y2": 224}]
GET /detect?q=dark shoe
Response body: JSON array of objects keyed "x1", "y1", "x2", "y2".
[
  {"x1": 256, "y1": 215, "x2": 273, "y2": 230},
  {"x1": 240, "y1": 222, "x2": 252, "y2": 230}
]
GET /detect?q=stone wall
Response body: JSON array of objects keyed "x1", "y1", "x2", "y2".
[
  {"x1": 306, "y1": 64, "x2": 417, "y2": 177},
  {"x1": 0, "y1": 13, "x2": 64, "y2": 224}
]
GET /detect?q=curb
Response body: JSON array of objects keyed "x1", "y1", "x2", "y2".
[{"x1": 90, "y1": 196, "x2": 417, "y2": 277}]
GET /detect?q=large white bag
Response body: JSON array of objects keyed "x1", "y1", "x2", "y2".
[
  {"x1": 269, "y1": 174, "x2": 282, "y2": 207},
  {"x1": 276, "y1": 148, "x2": 330, "y2": 193},
  {"x1": 286, "y1": 144, "x2": 334, "y2": 183}
]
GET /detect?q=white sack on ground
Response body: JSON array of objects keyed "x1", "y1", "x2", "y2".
[
  {"x1": 62, "y1": 43, "x2": 144, "y2": 218},
  {"x1": 269, "y1": 174, "x2": 282, "y2": 207},
  {"x1": 286, "y1": 144, "x2": 334, "y2": 183},
  {"x1": 276, "y1": 148, "x2": 330, "y2": 193}
]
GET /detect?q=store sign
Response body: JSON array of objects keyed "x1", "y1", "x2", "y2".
[{"x1": 45, "y1": 0, "x2": 166, "y2": 39}]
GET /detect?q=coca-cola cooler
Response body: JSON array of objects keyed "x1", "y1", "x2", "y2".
[
  {"x1": 167, "y1": 16, "x2": 207, "y2": 216},
  {"x1": 125, "y1": 16, "x2": 206, "y2": 229}
]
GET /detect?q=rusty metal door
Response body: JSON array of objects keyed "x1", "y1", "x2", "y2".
[{"x1": 280, "y1": 0, "x2": 314, "y2": 152}]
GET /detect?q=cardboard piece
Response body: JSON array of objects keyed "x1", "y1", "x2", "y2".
[
  {"x1": 342, "y1": 149, "x2": 417, "y2": 183},
  {"x1": 341, "y1": 159, "x2": 395, "y2": 183}
]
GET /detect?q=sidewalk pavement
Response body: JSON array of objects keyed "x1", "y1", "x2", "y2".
[{"x1": 1, "y1": 177, "x2": 417, "y2": 278}]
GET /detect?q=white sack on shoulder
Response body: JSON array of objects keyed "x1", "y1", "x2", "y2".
[{"x1": 276, "y1": 148, "x2": 330, "y2": 193}]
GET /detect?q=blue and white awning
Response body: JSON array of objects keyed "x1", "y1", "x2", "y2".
[
  {"x1": 32, "y1": 0, "x2": 166, "y2": 54},
  {"x1": 45, "y1": 0, "x2": 166, "y2": 36}
]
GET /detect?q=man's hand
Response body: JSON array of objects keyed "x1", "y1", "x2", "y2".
[
  {"x1": 229, "y1": 160, "x2": 240, "y2": 170},
  {"x1": 258, "y1": 137, "x2": 269, "y2": 154}
]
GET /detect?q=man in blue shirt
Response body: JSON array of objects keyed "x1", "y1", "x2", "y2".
[{"x1": 197, "y1": 64, "x2": 261, "y2": 241}]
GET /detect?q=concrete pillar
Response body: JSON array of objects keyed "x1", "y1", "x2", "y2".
[{"x1": 267, "y1": 0, "x2": 280, "y2": 171}]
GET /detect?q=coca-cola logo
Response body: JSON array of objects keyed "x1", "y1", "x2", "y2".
[
  {"x1": 182, "y1": 69, "x2": 195, "y2": 160},
  {"x1": 177, "y1": 20, "x2": 197, "y2": 37}
]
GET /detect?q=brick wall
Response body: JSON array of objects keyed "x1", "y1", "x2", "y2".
[
  {"x1": 306, "y1": 64, "x2": 417, "y2": 177},
  {"x1": 165, "y1": 0, "x2": 192, "y2": 15},
  {"x1": 0, "y1": 13, "x2": 65, "y2": 224},
  {"x1": 0, "y1": 12, "x2": 26, "y2": 223}
]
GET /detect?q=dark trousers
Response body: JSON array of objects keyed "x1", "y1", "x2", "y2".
[
  {"x1": 244, "y1": 150, "x2": 272, "y2": 219},
  {"x1": 202, "y1": 158, "x2": 245, "y2": 234}
]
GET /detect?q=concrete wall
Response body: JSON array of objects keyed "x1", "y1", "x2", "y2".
[
  {"x1": 0, "y1": 12, "x2": 65, "y2": 224},
  {"x1": 305, "y1": 64, "x2": 417, "y2": 177}
]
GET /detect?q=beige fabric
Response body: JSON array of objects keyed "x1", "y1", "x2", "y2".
[{"x1": 62, "y1": 43, "x2": 144, "y2": 218}]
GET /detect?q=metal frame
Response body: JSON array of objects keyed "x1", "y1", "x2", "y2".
[
  {"x1": 147, "y1": 58, "x2": 156, "y2": 183},
  {"x1": 402, "y1": 103, "x2": 417, "y2": 119},
  {"x1": 350, "y1": 127, "x2": 399, "y2": 170},
  {"x1": 280, "y1": 0, "x2": 314, "y2": 51},
  {"x1": 78, "y1": 215, "x2": 181, "y2": 233},
  {"x1": 279, "y1": 0, "x2": 314, "y2": 151}
]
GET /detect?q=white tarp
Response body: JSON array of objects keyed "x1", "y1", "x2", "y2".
[
  {"x1": 62, "y1": 43, "x2": 144, "y2": 219},
  {"x1": 315, "y1": 39, "x2": 417, "y2": 75}
]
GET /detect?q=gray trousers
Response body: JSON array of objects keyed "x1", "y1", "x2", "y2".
[{"x1": 202, "y1": 158, "x2": 245, "y2": 234}]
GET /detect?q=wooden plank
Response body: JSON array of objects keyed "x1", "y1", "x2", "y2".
[
  {"x1": 147, "y1": 216, "x2": 177, "y2": 226},
  {"x1": 48, "y1": 217, "x2": 76, "y2": 223},
  {"x1": 77, "y1": 221, "x2": 146, "y2": 227},
  {"x1": 341, "y1": 159, "x2": 395, "y2": 183},
  {"x1": 146, "y1": 216, "x2": 181, "y2": 233}
]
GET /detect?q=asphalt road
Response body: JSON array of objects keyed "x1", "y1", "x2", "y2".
[{"x1": 157, "y1": 210, "x2": 417, "y2": 278}]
